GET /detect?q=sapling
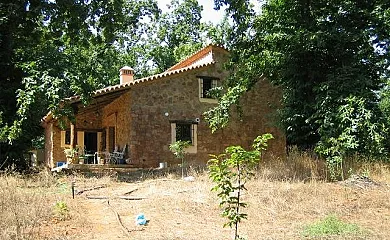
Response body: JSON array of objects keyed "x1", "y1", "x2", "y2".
[
  {"x1": 208, "y1": 134, "x2": 273, "y2": 240},
  {"x1": 169, "y1": 140, "x2": 191, "y2": 178}
]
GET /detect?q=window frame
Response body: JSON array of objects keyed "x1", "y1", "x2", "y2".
[
  {"x1": 198, "y1": 76, "x2": 219, "y2": 103},
  {"x1": 170, "y1": 120, "x2": 198, "y2": 153},
  {"x1": 61, "y1": 130, "x2": 71, "y2": 148},
  {"x1": 175, "y1": 122, "x2": 194, "y2": 144}
]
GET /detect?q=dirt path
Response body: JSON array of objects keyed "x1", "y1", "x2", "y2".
[
  {"x1": 68, "y1": 182, "x2": 152, "y2": 240},
  {"x1": 80, "y1": 198, "x2": 128, "y2": 240}
]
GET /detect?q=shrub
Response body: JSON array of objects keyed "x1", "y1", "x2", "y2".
[{"x1": 302, "y1": 214, "x2": 363, "y2": 238}]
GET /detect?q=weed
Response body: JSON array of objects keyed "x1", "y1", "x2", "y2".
[
  {"x1": 302, "y1": 214, "x2": 363, "y2": 238},
  {"x1": 53, "y1": 200, "x2": 70, "y2": 221},
  {"x1": 0, "y1": 173, "x2": 53, "y2": 239}
]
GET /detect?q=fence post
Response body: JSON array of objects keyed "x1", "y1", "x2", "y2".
[{"x1": 71, "y1": 180, "x2": 75, "y2": 199}]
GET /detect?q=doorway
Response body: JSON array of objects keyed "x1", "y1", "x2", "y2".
[{"x1": 84, "y1": 132, "x2": 97, "y2": 164}]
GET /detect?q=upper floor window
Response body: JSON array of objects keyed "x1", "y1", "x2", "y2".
[{"x1": 199, "y1": 76, "x2": 219, "y2": 103}]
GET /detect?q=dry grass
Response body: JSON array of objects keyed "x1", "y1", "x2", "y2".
[
  {"x1": 0, "y1": 170, "x2": 114, "y2": 240},
  {"x1": 1, "y1": 153, "x2": 389, "y2": 240},
  {"x1": 0, "y1": 171, "x2": 55, "y2": 240}
]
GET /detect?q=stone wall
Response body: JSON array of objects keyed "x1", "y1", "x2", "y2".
[
  {"x1": 102, "y1": 91, "x2": 131, "y2": 156},
  {"x1": 128, "y1": 53, "x2": 285, "y2": 167}
]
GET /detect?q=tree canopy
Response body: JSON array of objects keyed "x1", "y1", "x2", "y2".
[
  {"x1": 207, "y1": 0, "x2": 390, "y2": 163},
  {"x1": 0, "y1": 0, "x2": 157, "y2": 168},
  {"x1": 0, "y1": 0, "x2": 230, "y2": 169}
]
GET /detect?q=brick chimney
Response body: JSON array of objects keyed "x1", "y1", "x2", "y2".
[{"x1": 120, "y1": 66, "x2": 134, "y2": 84}]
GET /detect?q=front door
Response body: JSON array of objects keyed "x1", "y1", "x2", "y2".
[{"x1": 84, "y1": 132, "x2": 97, "y2": 163}]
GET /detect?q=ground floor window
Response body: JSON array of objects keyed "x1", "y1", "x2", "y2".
[
  {"x1": 171, "y1": 120, "x2": 198, "y2": 153},
  {"x1": 175, "y1": 123, "x2": 194, "y2": 144},
  {"x1": 61, "y1": 130, "x2": 77, "y2": 147}
]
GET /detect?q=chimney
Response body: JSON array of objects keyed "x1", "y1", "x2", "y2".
[{"x1": 120, "y1": 66, "x2": 134, "y2": 84}]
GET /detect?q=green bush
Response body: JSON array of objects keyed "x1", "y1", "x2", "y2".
[
  {"x1": 53, "y1": 200, "x2": 70, "y2": 220},
  {"x1": 302, "y1": 214, "x2": 363, "y2": 238}
]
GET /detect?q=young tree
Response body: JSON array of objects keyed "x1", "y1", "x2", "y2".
[
  {"x1": 169, "y1": 140, "x2": 191, "y2": 178},
  {"x1": 209, "y1": 134, "x2": 273, "y2": 240}
]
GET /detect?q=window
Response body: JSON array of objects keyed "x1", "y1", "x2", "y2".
[
  {"x1": 64, "y1": 130, "x2": 71, "y2": 145},
  {"x1": 61, "y1": 130, "x2": 77, "y2": 147},
  {"x1": 108, "y1": 127, "x2": 115, "y2": 152},
  {"x1": 175, "y1": 123, "x2": 194, "y2": 144},
  {"x1": 171, "y1": 121, "x2": 198, "y2": 153},
  {"x1": 199, "y1": 76, "x2": 219, "y2": 103}
]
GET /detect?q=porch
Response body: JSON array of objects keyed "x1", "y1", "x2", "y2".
[
  {"x1": 68, "y1": 163, "x2": 139, "y2": 170},
  {"x1": 56, "y1": 89, "x2": 133, "y2": 169}
]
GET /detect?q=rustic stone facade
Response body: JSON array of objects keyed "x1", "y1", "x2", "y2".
[
  {"x1": 129, "y1": 67, "x2": 284, "y2": 167},
  {"x1": 43, "y1": 45, "x2": 285, "y2": 168}
]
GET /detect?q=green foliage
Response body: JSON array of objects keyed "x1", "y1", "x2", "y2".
[
  {"x1": 0, "y1": 0, "x2": 159, "y2": 168},
  {"x1": 205, "y1": 15, "x2": 233, "y2": 48},
  {"x1": 302, "y1": 215, "x2": 363, "y2": 238},
  {"x1": 205, "y1": 84, "x2": 247, "y2": 133},
  {"x1": 53, "y1": 200, "x2": 69, "y2": 221},
  {"x1": 315, "y1": 96, "x2": 388, "y2": 180},
  {"x1": 144, "y1": 0, "x2": 206, "y2": 72},
  {"x1": 208, "y1": 134, "x2": 273, "y2": 240},
  {"x1": 169, "y1": 140, "x2": 191, "y2": 178},
  {"x1": 209, "y1": 0, "x2": 390, "y2": 169}
]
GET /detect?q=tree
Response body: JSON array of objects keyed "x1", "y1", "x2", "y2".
[
  {"x1": 143, "y1": 0, "x2": 208, "y2": 73},
  {"x1": 208, "y1": 0, "x2": 390, "y2": 161},
  {"x1": 209, "y1": 134, "x2": 273, "y2": 240},
  {"x1": 206, "y1": 14, "x2": 233, "y2": 48},
  {"x1": 169, "y1": 140, "x2": 191, "y2": 178},
  {"x1": 0, "y1": 0, "x2": 159, "y2": 169}
]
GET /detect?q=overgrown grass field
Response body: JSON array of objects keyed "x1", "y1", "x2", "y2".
[{"x1": 1, "y1": 152, "x2": 389, "y2": 239}]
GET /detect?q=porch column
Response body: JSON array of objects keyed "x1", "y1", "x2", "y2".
[{"x1": 70, "y1": 123, "x2": 75, "y2": 149}]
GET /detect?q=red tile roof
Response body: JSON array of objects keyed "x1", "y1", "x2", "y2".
[
  {"x1": 64, "y1": 60, "x2": 216, "y2": 103},
  {"x1": 42, "y1": 44, "x2": 228, "y2": 122},
  {"x1": 167, "y1": 44, "x2": 228, "y2": 71}
]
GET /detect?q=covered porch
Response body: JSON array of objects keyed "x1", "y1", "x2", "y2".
[{"x1": 57, "y1": 87, "x2": 135, "y2": 168}]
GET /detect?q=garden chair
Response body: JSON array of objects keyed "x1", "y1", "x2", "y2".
[{"x1": 110, "y1": 144, "x2": 127, "y2": 164}]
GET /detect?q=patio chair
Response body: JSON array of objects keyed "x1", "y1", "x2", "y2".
[{"x1": 110, "y1": 144, "x2": 127, "y2": 164}]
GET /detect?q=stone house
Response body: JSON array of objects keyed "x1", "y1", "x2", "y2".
[{"x1": 42, "y1": 45, "x2": 285, "y2": 169}]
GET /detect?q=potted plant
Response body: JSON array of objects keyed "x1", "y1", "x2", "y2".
[
  {"x1": 63, "y1": 148, "x2": 78, "y2": 164},
  {"x1": 78, "y1": 154, "x2": 85, "y2": 164},
  {"x1": 97, "y1": 153, "x2": 105, "y2": 165},
  {"x1": 64, "y1": 148, "x2": 73, "y2": 164}
]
